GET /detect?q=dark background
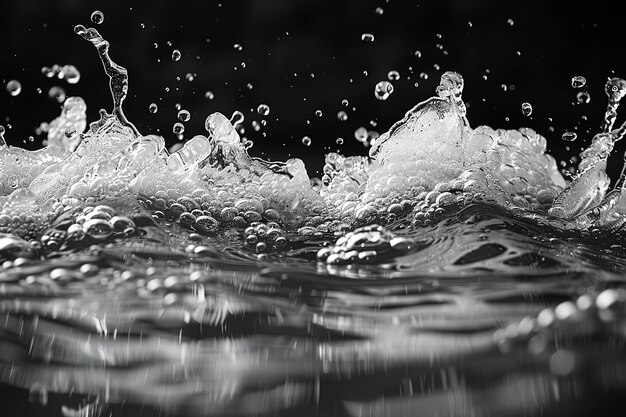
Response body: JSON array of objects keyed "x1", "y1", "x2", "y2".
[{"x1": 1, "y1": 0, "x2": 625, "y2": 180}]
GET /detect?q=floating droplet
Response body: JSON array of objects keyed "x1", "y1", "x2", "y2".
[
  {"x1": 562, "y1": 131, "x2": 577, "y2": 142},
  {"x1": 177, "y1": 109, "x2": 190, "y2": 122},
  {"x1": 361, "y1": 33, "x2": 375, "y2": 42},
  {"x1": 60, "y1": 64, "x2": 81, "y2": 84},
  {"x1": 302, "y1": 136, "x2": 312, "y2": 146},
  {"x1": 374, "y1": 81, "x2": 394, "y2": 100},
  {"x1": 387, "y1": 70, "x2": 400, "y2": 81},
  {"x1": 521, "y1": 102, "x2": 533, "y2": 116},
  {"x1": 341, "y1": 99, "x2": 349, "y2": 106},
  {"x1": 257, "y1": 104, "x2": 270, "y2": 116},
  {"x1": 577, "y1": 91, "x2": 591, "y2": 104},
  {"x1": 375, "y1": 7, "x2": 384, "y2": 15},
  {"x1": 336, "y1": 137, "x2": 344, "y2": 145},
  {"x1": 48, "y1": 86, "x2": 66, "y2": 103},
  {"x1": 185, "y1": 73, "x2": 195, "y2": 82},
  {"x1": 337, "y1": 111, "x2": 348, "y2": 121},
  {"x1": 230, "y1": 110, "x2": 244, "y2": 127},
  {"x1": 6, "y1": 80, "x2": 21, "y2": 96},
  {"x1": 233, "y1": 43, "x2": 243, "y2": 51},
  {"x1": 149, "y1": 103, "x2": 158, "y2": 113},
  {"x1": 172, "y1": 49, "x2": 181, "y2": 61},
  {"x1": 315, "y1": 110, "x2": 323, "y2": 117},
  {"x1": 507, "y1": 18, "x2": 514, "y2": 26},
  {"x1": 173, "y1": 122, "x2": 185, "y2": 134},
  {"x1": 90, "y1": 10, "x2": 104, "y2": 25},
  {"x1": 414, "y1": 50, "x2": 422, "y2": 58},
  {"x1": 571, "y1": 75, "x2": 586, "y2": 89},
  {"x1": 205, "y1": 91, "x2": 214, "y2": 100},
  {"x1": 354, "y1": 127, "x2": 368, "y2": 142}
]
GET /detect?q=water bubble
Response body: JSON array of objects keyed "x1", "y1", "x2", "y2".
[
  {"x1": 172, "y1": 49, "x2": 181, "y2": 61},
  {"x1": 90, "y1": 10, "x2": 104, "y2": 25},
  {"x1": 562, "y1": 131, "x2": 577, "y2": 142},
  {"x1": 149, "y1": 103, "x2": 158, "y2": 113},
  {"x1": 302, "y1": 136, "x2": 312, "y2": 146},
  {"x1": 177, "y1": 109, "x2": 191, "y2": 122},
  {"x1": 6, "y1": 80, "x2": 21, "y2": 96},
  {"x1": 361, "y1": 33, "x2": 375, "y2": 42},
  {"x1": 230, "y1": 110, "x2": 244, "y2": 126},
  {"x1": 315, "y1": 110, "x2": 323, "y2": 117},
  {"x1": 205, "y1": 91, "x2": 214, "y2": 100},
  {"x1": 337, "y1": 110, "x2": 348, "y2": 121},
  {"x1": 64, "y1": 127, "x2": 76, "y2": 138},
  {"x1": 60, "y1": 64, "x2": 81, "y2": 84},
  {"x1": 173, "y1": 122, "x2": 185, "y2": 135},
  {"x1": 571, "y1": 75, "x2": 586, "y2": 88},
  {"x1": 387, "y1": 70, "x2": 400, "y2": 81},
  {"x1": 521, "y1": 102, "x2": 533, "y2": 116},
  {"x1": 354, "y1": 127, "x2": 368, "y2": 142},
  {"x1": 257, "y1": 104, "x2": 270, "y2": 116},
  {"x1": 48, "y1": 86, "x2": 66, "y2": 103},
  {"x1": 374, "y1": 81, "x2": 394, "y2": 100},
  {"x1": 577, "y1": 91, "x2": 591, "y2": 104}
]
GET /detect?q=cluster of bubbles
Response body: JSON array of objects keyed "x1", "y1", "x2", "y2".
[
  {"x1": 43, "y1": 204, "x2": 136, "y2": 251},
  {"x1": 317, "y1": 224, "x2": 413, "y2": 264},
  {"x1": 41, "y1": 64, "x2": 81, "y2": 85}
]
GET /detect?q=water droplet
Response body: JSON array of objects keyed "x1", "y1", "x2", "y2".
[
  {"x1": 337, "y1": 111, "x2": 348, "y2": 121},
  {"x1": 230, "y1": 110, "x2": 244, "y2": 126},
  {"x1": 571, "y1": 75, "x2": 586, "y2": 88},
  {"x1": 61, "y1": 65, "x2": 81, "y2": 84},
  {"x1": 48, "y1": 86, "x2": 66, "y2": 103},
  {"x1": 336, "y1": 137, "x2": 344, "y2": 145},
  {"x1": 414, "y1": 50, "x2": 422, "y2": 58},
  {"x1": 562, "y1": 131, "x2": 577, "y2": 142},
  {"x1": 64, "y1": 126, "x2": 76, "y2": 138},
  {"x1": 6, "y1": 80, "x2": 21, "y2": 96},
  {"x1": 361, "y1": 33, "x2": 375, "y2": 42},
  {"x1": 185, "y1": 73, "x2": 195, "y2": 82},
  {"x1": 577, "y1": 91, "x2": 591, "y2": 104},
  {"x1": 302, "y1": 136, "x2": 312, "y2": 146},
  {"x1": 177, "y1": 109, "x2": 190, "y2": 122},
  {"x1": 234, "y1": 43, "x2": 243, "y2": 51},
  {"x1": 374, "y1": 81, "x2": 394, "y2": 100},
  {"x1": 149, "y1": 103, "x2": 158, "y2": 113},
  {"x1": 507, "y1": 18, "x2": 514, "y2": 26},
  {"x1": 173, "y1": 122, "x2": 185, "y2": 134},
  {"x1": 90, "y1": 10, "x2": 104, "y2": 25},
  {"x1": 521, "y1": 102, "x2": 533, "y2": 116},
  {"x1": 257, "y1": 104, "x2": 270, "y2": 116},
  {"x1": 315, "y1": 110, "x2": 323, "y2": 117},
  {"x1": 354, "y1": 127, "x2": 368, "y2": 142},
  {"x1": 387, "y1": 70, "x2": 400, "y2": 81},
  {"x1": 341, "y1": 99, "x2": 349, "y2": 106},
  {"x1": 205, "y1": 91, "x2": 214, "y2": 100},
  {"x1": 420, "y1": 72, "x2": 429, "y2": 80},
  {"x1": 172, "y1": 49, "x2": 181, "y2": 61},
  {"x1": 375, "y1": 7, "x2": 384, "y2": 15}
]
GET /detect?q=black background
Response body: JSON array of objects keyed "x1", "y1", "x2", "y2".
[{"x1": 1, "y1": 0, "x2": 625, "y2": 179}]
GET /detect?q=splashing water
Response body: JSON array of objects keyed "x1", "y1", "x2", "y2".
[{"x1": 3, "y1": 23, "x2": 626, "y2": 417}]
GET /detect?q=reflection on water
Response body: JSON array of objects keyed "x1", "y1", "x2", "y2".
[{"x1": 2, "y1": 203, "x2": 626, "y2": 416}]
